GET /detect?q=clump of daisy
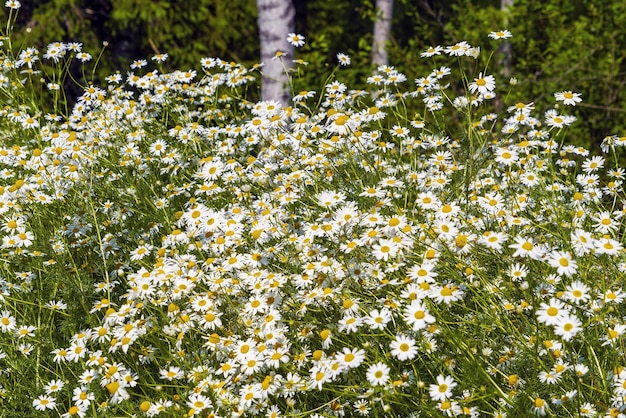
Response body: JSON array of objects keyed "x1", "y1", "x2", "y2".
[{"x1": 0, "y1": 12, "x2": 624, "y2": 417}]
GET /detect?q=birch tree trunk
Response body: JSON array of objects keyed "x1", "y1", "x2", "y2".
[
  {"x1": 500, "y1": 0, "x2": 514, "y2": 76},
  {"x1": 371, "y1": 0, "x2": 394, "y2": 67},
  {"x1": 256, "y1": 0, "x2": 295, "y2": 106}
]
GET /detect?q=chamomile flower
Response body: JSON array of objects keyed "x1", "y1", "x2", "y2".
[
  {"x1": 390, "y1": 334, "x2": 418, "y2": 361},
  {"x1": 571, "y1": 229, "x2": 594, "y2": 256},
  {"x1": 444, "y1": 41, "x2": 471, "y2": 56},
  {"x1": 478, "y1": 192, "x2": 504, "y2": 214},
  {"x1": 469, "y1": 73, "x2": 496, "y2": 96},
  {"x1": 337, "y1": 314, "x2": 363, "y2": 334},
  {"x1": 554, "y1": 91, "x2": 582, "y2": 106},
  {"x1": 547, "y1": 250, "x2": 578, "y2": 277},
  {"x1": 581, "y1": 155, "x2": 604, "y2": 172},
  {"x1": 421, "y1": 45, "x2": 443, "y2": 57},
  {"x1": 44, "y1": 379, "x2": 65, "y2": 393},
  {"x1": 309, "y1": 364, "x2": 332, "y2": 390},
  {"x1": 151, "y1": 53, "x2": 168, "y2": 63},
  {"x1": 578, "y1": 402, "x2": 597, "y2": 417},
  {"x1": 159, "y1": 366, "x2": 184, "y2": 381},
  {"x1": 520, "y1": 170, "x2": 540, "y2": 187},
  {"x1": 60, "y1": 404, "x2": 87, "y2": 418},
  {"x1": 429, "y1": 375, "x2": 457, "y2": 401},
  {"x1": 532, "y1": 397, "x2": 548, "y2": 415},
  {"x1": 602, "y1": 324, "x2": 626, "y2": 346},
  {"x1": 336, "y1": 347, "x2": 365, "y2": 369},
  {"x1": 9, "y1": 318, "x2": 33, "y2": 337},
  {"x1": 407, "y1": 262, "x2": 438, "y2": 282},
  {"x1": 366, "y1": 362, "x2": 390, "y2": 386},
  {"x1": 403, "y1": 300, "x2": 436, "y2": 330},
  {"x1": 364, "y1": 308, "x2": 392, "y2": 330},
  {"x1": 591, "y1": 211, "x2": 619, "y2": 234},
  {"x1": 353, "y1": 399, "x2": 370, "y2": 415},
  {"x1": 538, "y1": 370, "x2": 561, "y2": 385},
  {"x1": 495, "y1": 147, "x2": 519, "y2": 166},
  {"x1": 372, "y1": 239, "x2": 399, "y2": 261},
  {"x1": 488, "y1": 30, "x2": 512, "y2": 39},
  {"x1": 430, "y1": 283, "x2": 464, "y2": 304},
  {"x1": 604, "y1": 288, "x2": 625, "y2": 304},
  {"x1": 286, "y1": 33, "x2": 305, "y2": 47},
  {"x1": 130, "y1": 59, "x2": 147, "y2": 69},
  {"x1": 536, "y1": 298, "x2": 569, "y2": 326},
  {"x1": 0, "y1": 310, "x2": 16, "y2": 332},
  {"x1": 478, "y1": 231, "x2": 508, "y2": 252},
  {"x1": 545, "y1": 109, "x2": 576, "y2": 128},
  {"x1": 294, "y1": 90, "x2": 315, "y2": 101},
  {"x1": 432, "y1": 218, "x2": 458, "y2": 240},
  {"x1": 130, "y1": 243, "x2": 153, "y2": 261},
  {"x1": 5, "y1": 0, "x2": 21, "y2": 9},
  {"x1": 337, "y1": 53, "x2": 351, "y2": 66},
  {"x1": 553, "y1": 313, "x2": 582, "y2": 341},
  {"x1": 43, "y1": 42, "x2": 68, "y2": 62},
  {"x1": 594, "y1": 237, "x2": 623, "y2": 255},
  {"x1": 509, "y1": 236, "x2": 545, "y2": 260},
  {"x1": 66, "y1": 342, "x2": 87, "y2": 362},
  {"x1": 33, "y1": 395, "x2": 56, "y2": 411},
  {"x1": 508, "y1": 262, "x2": 528, "y2": 281},
  {"x1": 563, "y1": 280, "x2": 590, "y2": 304}
]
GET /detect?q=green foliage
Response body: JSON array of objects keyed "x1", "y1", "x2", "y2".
[
  {"x1": 382, "y1": 0, "x2": 626, "y2": 150},
  {"x1": 4, "y1": 0, "x2": 626, "y2": 152},
  {"x1": 299, "y1": 0, "x2": 625, "y2": 152},
  {"x1": 1, "y1": 0, "x2": 260, "y2": 92},
  {"x1": 506, "y1": 0, "x2": 626, "y2": 149},
  {"x1": 109, "y1": 0, "x2": 259, "y2": 65}
]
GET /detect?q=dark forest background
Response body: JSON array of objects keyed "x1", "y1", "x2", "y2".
[{"x1": 4, "y1": 0, "x2": 626, "y2": 149}]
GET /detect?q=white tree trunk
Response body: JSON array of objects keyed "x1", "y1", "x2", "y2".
[
  {"x1": 256, "y1": 0, "x2": 295, "y2": 106},
  {"x1": 371, "y1": 0, "x2": 394, "y2": 67},
  {"x1": 500, "y1": 0, "x2": 514, "y2": 76}
]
